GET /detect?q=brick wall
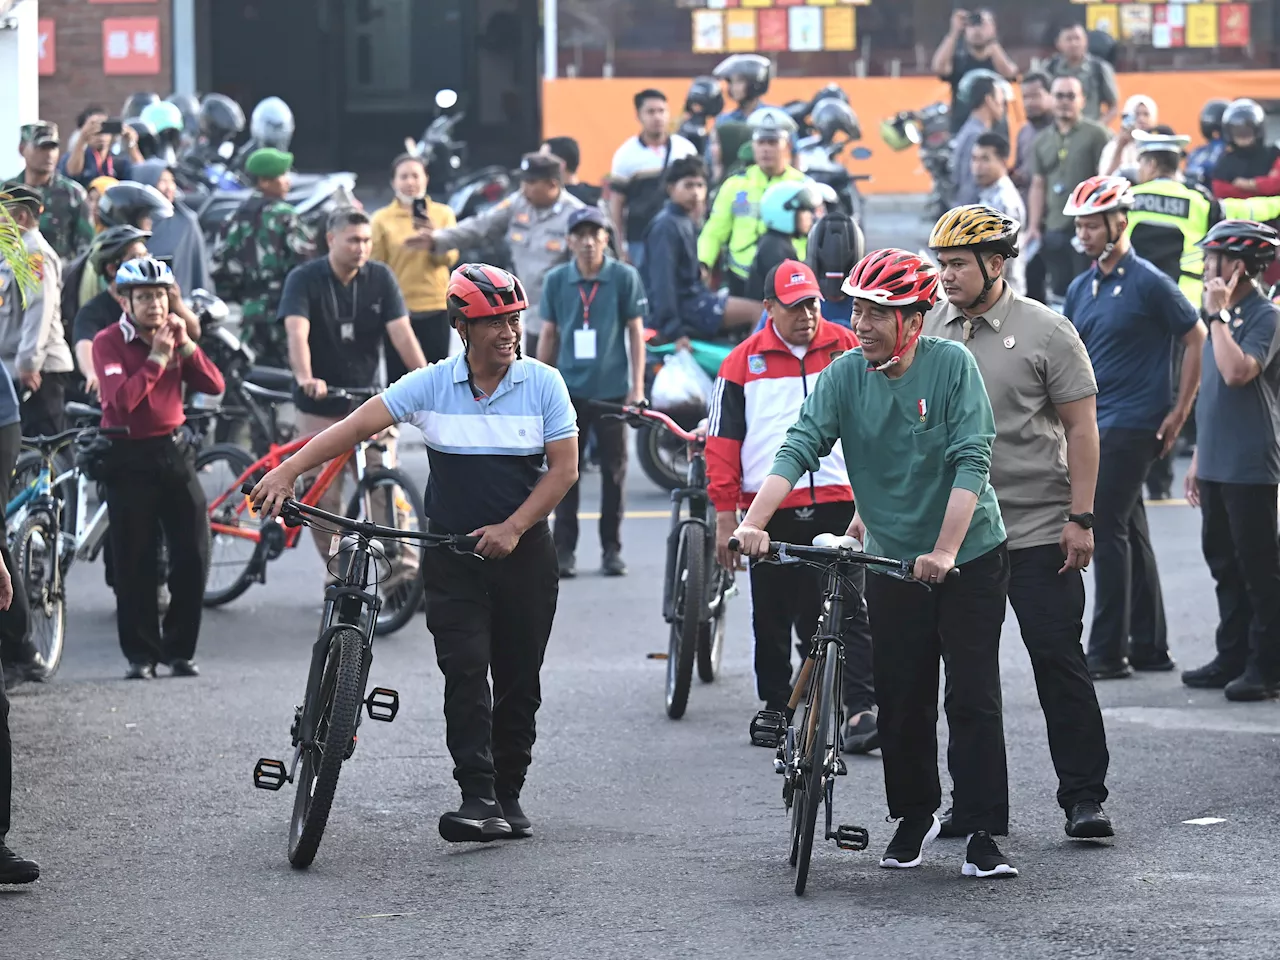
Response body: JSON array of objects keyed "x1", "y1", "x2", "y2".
[{"x1": 37, "y1": 0, "x2": 173, "y2": 138}]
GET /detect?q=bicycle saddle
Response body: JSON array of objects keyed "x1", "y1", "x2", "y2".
[
  {"x1": 65, "y1": 401, "x2": 103, "y2": 422},
  {"x1": 812, "y1": 533, "x2": 862, "y2": 550},
  {"x1": 246, "y1": 365, "x2": 295, "y2": 391}
]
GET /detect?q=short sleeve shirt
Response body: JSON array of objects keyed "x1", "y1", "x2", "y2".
[
  {"x1": 1033, "y1": 119, "x2": 1113, "y2": 232},
  {"x1": 925, "y1": 285, "x2": 1097, "y2": 549},
  {"x1": 277, "y1": 257, "x2": 408, "y2": 416},
  {"x1": 381, "y1": 354, "x2": 578, "y2": 534},
  {"x1": 1063, "y1": 250, "x2": 1199, "y2": 431},
  {"x1": 943, "y1": 48, "x2": 996, "y2": 134},
  {"x1": 73, "y1": 289, "x2": 122, "y2": 346},
  {"x1": 1196, "y1": 291, "x2": 1280, "y2": 485},
  {"x1": 541, "y1": 257, "x2": 647, "y2": 401}
]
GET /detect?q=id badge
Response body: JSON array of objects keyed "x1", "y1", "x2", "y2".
[
  {"x1": 340, "y1": 322, "x2": 355, "y2": 341},
  {"x1": 573, "y1": 328, "x2": 597, "y2": 360}
]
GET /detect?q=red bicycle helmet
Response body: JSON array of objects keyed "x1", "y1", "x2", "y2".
[
  {"x1": 1063, "y1": 175, "x2": 1134, "y2": 217},
  {"x1": 842, "y1": 249, "x2": 939, "y2": 372},
  {"x1": 446, "y1": 263, "x2": 529, "y2": 321},
  {"x1": 1198, "y1": 219, "x2": 1280, "y2": 270}
]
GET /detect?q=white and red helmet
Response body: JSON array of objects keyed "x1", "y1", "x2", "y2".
[
  {"x1": 842, "y1": 248, "x2": 941, "y2": 308},
  {"x1": 1063, "y1": 175, "x2": 1135, "y2": 217}
]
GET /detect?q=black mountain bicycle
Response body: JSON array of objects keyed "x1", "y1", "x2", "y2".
[
  {"x1": 590, "y1": 401, "x2": 736, "y2": 719},
  {"x1": 731, "y1": 534, "x2": 955, "y2": 895},
  {"x1": 249, "y1": 486, "x2": 479, "y2": 868}
]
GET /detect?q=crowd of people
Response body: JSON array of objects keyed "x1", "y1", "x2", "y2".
[{"x1": 1, "y1": 32, "x2": 1279, "y2": 886}]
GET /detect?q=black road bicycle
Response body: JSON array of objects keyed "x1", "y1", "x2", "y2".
[
  {"x1": 732, "y1": 534, "x2": 955, "y2": 895},
  {"x1": 590, "y1": 401, "x2": 736, "y2": 719},
  {"x1": 249, "y1": 487, "x2": 478, "y2": 868}
]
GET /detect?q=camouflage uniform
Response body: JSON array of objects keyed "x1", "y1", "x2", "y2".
[
  {"x1": 28, "y1": 175, "x2": 94, "y2": 264},
  {"x1": 211, "y1": 192, "x2": 313, "y2": 365}
]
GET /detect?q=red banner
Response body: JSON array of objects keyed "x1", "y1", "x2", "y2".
[
  {"x1": 1219, "y1": 4, "x2": 1250, "y2": 48},
  {"x1": 37, "y1": 18, "x2": 55, "y2": 76},
  {"x1": 758, "y1": 9, "x2": 789, "y2": 51},
  {"x1": 102, "y1": 17, "x2": 161, "y2": 76}
]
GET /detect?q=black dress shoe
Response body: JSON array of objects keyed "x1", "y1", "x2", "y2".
[
  {"x1": 1224, "y1": 667, "x2": 1280, "y2": 702},
  {"x1": 1182, "y1": 660, "x2": 1243, "y2": 689},
  {"x1": 1130, "y1": 651, "x2": 1176, "y2": 672},
  {"x1": 1065, "y1": 800, "x2": 1114, "y2": 839},
  {"x1": 0, "y1": 844, "x2": 40, "y2": 884},
  {"x1": 167, "y1": 659, "x2": 200, "y2": 677},
  {"x1": 124, "y1": 662, "x2": 155, "y2": 680},
  {"x1": 1088, "y1": 660, "x2": 1133, "y2": 681}
]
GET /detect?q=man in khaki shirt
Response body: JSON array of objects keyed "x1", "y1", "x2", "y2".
[{"x1": 924, "y1": 204, "x2": 1114, "y2": 842}]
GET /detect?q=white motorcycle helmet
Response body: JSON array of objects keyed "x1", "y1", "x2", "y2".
[{"x1": 250, "y1": 97, "x2": 295, "y2": 151}]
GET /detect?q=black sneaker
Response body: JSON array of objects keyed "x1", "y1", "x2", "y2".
[
  {"x1": 602, "y1": 549, "x2": 627, "y2": 577},
  {"x1": 1065, "y1": 800, "x2": 1114, "y2": 839},
  {"x1": 879, "y1": 815, "x2": 940, "y2": 869},
  {"x1": 1129, "y1": 651, "x2": 1176, "y2": 672},
  {"x1": 962, "y1": 830, "x2": 1018, "y2": 878},
  {"x1": 557, "y1": 549, "x2": 576, "y2": 579},
  {"x1": 841, "y1": 713, "x2": 880, "y2": 754},
  {"x1": 1224, "y1": 666, "x2": 1280, "y2": 702},
  {"x1": 496, "y1": 792, "x2": 532, "y2": 839},
  {"x1": 1182, "y1": 660, "x2": 1243, "y2": 689},
  {"x1": 0, "y1": 844, "x2": 40, "y2": 884},
  {"x1": 124, "y1": 662, "x2": 155, "y2": 680},
  {"x1": 167, "y1": 659, "x2": 200, "y2": 677},
  {"x1": 438, "y1": 795, "x2": 512, "y2": 843}
]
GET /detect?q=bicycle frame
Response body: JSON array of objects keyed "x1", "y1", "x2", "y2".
[{"x1": 661, "y1": 439, "x2": 717, "y2": 625}]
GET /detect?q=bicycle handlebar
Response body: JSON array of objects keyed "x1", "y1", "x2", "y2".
[
  {"x1": 726, "y1": 536, "x2": 960, "y2": 583},
  {"x1": 239, "y1": 482, "x2": 479, "y2": 552},
  {"x1": 24, "y1": 424, "x2": 129, "y2": 450},
  {"x1": 586, "y1": 400, "x2": 700, "y2": 444}
]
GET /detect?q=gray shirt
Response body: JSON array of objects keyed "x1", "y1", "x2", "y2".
[
  {"x1": 977, "y1": 176, "x2": 1027, "y2": 296},
  {"x1": 1196, "y1": 291, "x2": 1280, "y2": 485},
  {"x1": 0, "y1": 228, "x2": 74, "y2": 377},
  {"x1": 951, "y1": 113, "x2": 992, "y2": 208}
]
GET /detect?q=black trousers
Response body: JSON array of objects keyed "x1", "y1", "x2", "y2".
[
  {"x1": 17, "y1": 373, "x2": 66, "y2": 439},
  {"x1": 104, "y1": 436, "x2": 209, "y2": 665},
  {"x1": 424, "y1": 520, "x2": 558, "y2": 799},
  {"x1": 0, "y1": 661, "x2": 9, "y2": 842},
  {"x1": 1146, "y1": 341, "x2": 1188, "y2": 498},
  {"x1": 1042, "y1": 228, "x2": 1089, "y2": 300},
  {"x1": 0, "y1": 424, "x2": 33, "y2": 666},
  {"x1": 1088, "y1": 427, "x2": 1167, "y2": 667},
  {"x1": 867, "y1": 543, "x2": 1009, "y2": 835},
  {"x1": 554, "y1": 398, "x2": 628, "y2": 556},
  {"x1": 1200, "y1": 481, "x2": 1280, "y2": 677},
  {"x1": 385, "y1": 309, "x2": 451, "y2": 384},
  {"x1": 749, "y1": 501, "x2": 874, "y2": 714},
  {"x1": 1025, "y1": 251, "x2": 1048, "y2": 304}
]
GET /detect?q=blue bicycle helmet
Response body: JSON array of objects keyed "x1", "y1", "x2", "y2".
[
  {"x1": 760, "y1": 181, "x2": 821, "y2": 237},
  {"x1": 115, "y1": 256, "x2": 177, "y2": 291}
]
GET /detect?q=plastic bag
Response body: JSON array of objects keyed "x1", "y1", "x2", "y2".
[{"x1": 651, "y1": 348, "x2": 715, "y2": 411}]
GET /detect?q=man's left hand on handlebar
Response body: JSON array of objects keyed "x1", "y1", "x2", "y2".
[
  {"x1": 731, "y1": 521, "x2": 770, "y2": 558},
  {"x1": 250, "y1": 465, "x2": 299, "y2": 519},
  {"x1": 913, "y1": 549, "x2": 957, "y2": 583},
  {"x1": 469, "y1": 520, "x2": 521, "y2": 559}
]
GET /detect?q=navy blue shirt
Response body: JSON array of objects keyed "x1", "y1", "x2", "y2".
[
  {"x1": 1064, "y1": 249, "x2": 1198, "y2": 431},
  {"x1": 541, "y1": 257, "x2": 647, "y2": 400},
  {"x1": 1196, "y1": 290, "x2": 1280, "y2": 485},
  {"x1": 642, "y1": 200, "x2": 707, "y2": 342}
]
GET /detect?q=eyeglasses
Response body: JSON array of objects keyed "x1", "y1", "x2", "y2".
[{"x1": 1053, "y1": 92, "x2": 1079, "y2": 101}]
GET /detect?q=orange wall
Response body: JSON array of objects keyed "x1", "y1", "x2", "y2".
[{"x1": 543, "y1": 71, "x2": 1280, "y2": 195}]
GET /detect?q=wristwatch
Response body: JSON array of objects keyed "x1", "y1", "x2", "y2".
[
  {"x1": 1068, "y1": 512, "x2": 1095, "y2": 530},
  {"x1": 1212, "y1": 308, "x2": 1231, "y2": 325}
]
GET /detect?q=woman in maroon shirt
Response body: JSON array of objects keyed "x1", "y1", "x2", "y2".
[{"x1": 91, "y1": 257, "x2": 224, "y2": 680}]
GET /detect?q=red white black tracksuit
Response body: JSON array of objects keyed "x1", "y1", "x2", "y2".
[{"x1": 707, "y1": 320, "x2": 875, "y2": 713}]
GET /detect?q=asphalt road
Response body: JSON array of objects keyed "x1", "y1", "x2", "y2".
[{"x1": 5, "y1": 204, "x2": 1280, "y2": 958}]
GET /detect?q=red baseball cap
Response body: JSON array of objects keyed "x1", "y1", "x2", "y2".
[{"x1": 763, "y1": 259, "x2": 822, "y2": 306}]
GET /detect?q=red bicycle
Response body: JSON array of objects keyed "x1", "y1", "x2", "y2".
[{"x1": 194, "y1": 387, "x2": 428, "y2": 635}]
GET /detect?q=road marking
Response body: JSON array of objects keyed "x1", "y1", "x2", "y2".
[{"x1": 1182, "y1": 817, "x2": 1227, "y2": 825}]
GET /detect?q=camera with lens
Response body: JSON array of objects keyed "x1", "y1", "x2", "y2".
[{"x1": 967, "y1": 11, "x2": 984, "y2": 26}]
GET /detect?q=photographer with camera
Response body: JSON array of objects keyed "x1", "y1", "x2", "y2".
[
  {"x1": 932, "y1": 9, "x2": 1020, "y2": 135},
  {"x1": 1099, "y1": 96, "x2": 1159, "y2": 177}
]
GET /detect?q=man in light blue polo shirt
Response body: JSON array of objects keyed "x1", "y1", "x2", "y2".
[
  {"x1": 252, "y1": 263, "x2": 578, "y2": 845},
  {"x1": 538, "y1": 206, "x2": 647, "y2": 578}
]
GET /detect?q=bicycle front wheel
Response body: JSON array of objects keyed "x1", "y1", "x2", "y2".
[
  {"x1": 665, "y1": 524, "x2": 704, "y2": 719},
  {"x1": 794, "y1": 641, "x2": 837, "y2": 896},
  {"x1": 344, "y1": 467, "x2": 426, "y2": 636},
  {"x1": 14, "y1": 509, "x2": 66, "y2": 676},
  {"x1": 195, "y1": 443, "x2": 265, "y2": 607},
  {"x1": 288, "y1": 627, "x2": 365, "y2": 868}
]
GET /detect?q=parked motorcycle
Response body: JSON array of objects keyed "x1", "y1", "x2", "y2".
[
  {"x1": 781, "y1": 87, "x2": 873, "y2": 224},
  {"x1": 881, "y1": 102, "x2": 953, "y2": 221}
]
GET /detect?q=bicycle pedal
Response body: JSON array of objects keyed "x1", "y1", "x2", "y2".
[
  {"x1": 366, "y1": 687, "x2": 400, "y2": 722},
  {"x1": 750, "y1": 709, "x2": 786, "y2": 748},
  {"x1": 252, "y1": 757, "x2": 288, "y2": 791},
  {"x1": 834, "y1": 758, "x2": 848, "y2": 777},
  {"x1": 834, "y1": 824, "x2": 869, "y2": 851}
]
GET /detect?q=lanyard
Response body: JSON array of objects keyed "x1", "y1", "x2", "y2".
[
  {"x1": 578, "y1": 282, "x2": 600, "y2": 329},
  {"x1": 92, "y1": 148, "x2": 114, "y2": 177}
]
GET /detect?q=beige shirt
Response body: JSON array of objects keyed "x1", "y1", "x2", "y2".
[{"x1": 924, "y1": 284, "x2": 1097, "y2": 550}]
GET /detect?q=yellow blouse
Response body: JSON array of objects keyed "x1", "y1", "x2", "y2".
[{"x1": 370, "y1": 199, "x2": 459, "y2": 313}]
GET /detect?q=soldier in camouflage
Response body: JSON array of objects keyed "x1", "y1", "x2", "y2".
[
  {"x1": 211, "y1": 148, "x2": 313, "y2": 366},
  {"x1": 14, "y1": 123, "x2": 94, "y2": 263}
]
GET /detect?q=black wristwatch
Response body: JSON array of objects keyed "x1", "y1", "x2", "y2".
[{"x1": 1069, "y1": 512, "x2": 1095, "y2": 530}]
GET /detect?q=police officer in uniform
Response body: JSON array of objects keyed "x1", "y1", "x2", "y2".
[
  {"x1": 211, "y1": 147, "x2": 313, "y2": 366},
  {"x1": 13, "y1": 123, "x2": 95, "y2": 263},
  {"x1": 426, "y1": 153, "x2": 586, "y2": 356}
]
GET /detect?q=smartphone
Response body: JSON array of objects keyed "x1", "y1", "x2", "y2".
[
  {"x1": 100, "y1": 118, "x2": 124, "y2": 135},
  {"x1": 411, "y1": 197, "x2": 428, "y2": 223}
]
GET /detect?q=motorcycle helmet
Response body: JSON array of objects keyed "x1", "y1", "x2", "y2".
[
  {"x1": 97, "y1": 181, "x2": 174, "y2": 229},
  {"x1": 811, "y1": 98, "x2": 861, "y2": 143},
  {"x1": 880, "y1": 112, "x2": 922, "y2": 152},
  {"x1": 125, "y1": 118, "x2": 159, "y2": 160},
  {"x1": 760, "y1": 181, "x2": 821, "y2": 237},
  {"x1": 115, "y1": 255, "x2": 177, "y2": 292},
  {"x1": 747, "y1": 106, "x2": 798, "y2": 142},
  {"x1": 1199, "y1": 99, "x2": 1230, "y2": 142},
  {"x1": 122, "y1": 91, "x2": 161, "y2": 120},
  {"x1": 713, "y1": 54, "x2": 772, "y2": 104},
  {"x1": 166, "y1": 92, "x2": 202, "y2": 138},
  {"x1": 90, "y1": 223, "x2": 152, "y2": 273},
  {"x1": 1223, "y1": 98, "x2": 1265, "y2": 147},
  {"x1": 199, "y1": 93, "x2": 247, "y2": 144},
  {"x1": 1197, "y1": 219, "x2": 1280, "y2": 274},
  {"x1": 250, "y1": 96, "x2": 295, "y2": 151},
  {"x1": 684, "y1": 76, "x2": 725, "y2": 120},
  {"x1": 807, "y1": 211, "x2": 865, "y2": 301},
  {"x1": 811, "y1": 83, "x2": 849, "y2": 108},
  {"x1": 140, "y1": 101, "x2": 184, "y2": 154}
]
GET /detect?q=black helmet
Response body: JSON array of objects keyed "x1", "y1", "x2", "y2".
[
  {"x1": 122, "y1": 91, "x2": 161, "y2": 120},
  {"x1": 250, "y1": 96, "x2": 295, "y2": 150},
  {"x1": 97, "y1": 181, "x2": 173, "y2": 229},
  {"x1": 1199, "y1": 99, "x2": 1229, "y2": 141},
  {"x1": 713, "y1": 54, "x2": 772, "y2": 103},
  {"x1": 165, "y1": 92, "x2": 202, "y2": 138},
  {"x1": 1223, "y1": 98, "x2": 1265, "y2": 147},
  {"x1": 684, "y1": 77, "x2": 724, "y2": 119},
  {"x1": 125, "y1": 118, "x2": 159, "y2": 159},
  {"x1": 1197, "y1": 219, "x2": 1280, "y2": 272},
  {"x1": 90, "y1": 224, "x2": 152, "y2": 272},
  {"x1": 811, "y1": 99, "x2": 860, "y2": 143},
  {"x1": 810, "y1": 83, "x2": 849, "y2": 109},
  {"x1": 806, "y1": 210, "x2": 865, "y2": 301},
  {"x1": 199, "y1": 93, "x2": 246, "y2": 143}
]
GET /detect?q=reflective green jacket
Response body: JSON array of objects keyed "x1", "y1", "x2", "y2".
[{"x1": 698, "y1": 165, "x2": 808, "y2": 281}]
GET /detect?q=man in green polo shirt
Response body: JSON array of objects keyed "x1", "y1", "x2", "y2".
[
  {"x1": 1026, "y1": 76, "x2": 1112, "y2": 300},
  {"x1": 538, "y1": 207, "x2": 647, "y2": 578}
]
